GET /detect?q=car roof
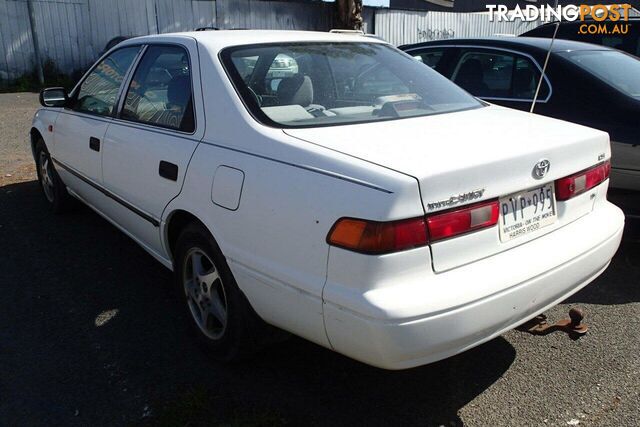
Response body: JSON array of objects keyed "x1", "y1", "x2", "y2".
[
  {"x1": 123, "y1": 30, "x2": 387, "y2": 52},
  {"x1": 400, "y1": 37, "x2": 614, "y2": 54}
]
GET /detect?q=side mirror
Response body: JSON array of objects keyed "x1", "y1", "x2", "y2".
[{"x1": 39, "y1": 87, "x2": 68, "y2": 108}]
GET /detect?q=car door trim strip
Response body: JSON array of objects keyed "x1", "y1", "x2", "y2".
[
  {"x1": 52, "y1": 158, "x2": 161, "y2": 227},
  {"x1": 48, "y1": 113, "x2": 392, "y2": 195}
]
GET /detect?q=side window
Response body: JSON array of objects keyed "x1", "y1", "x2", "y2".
[
  {"x1": 453, "y1": 50, "x2": 549, "y2": 101},
  {"x1": 412, "y1": 50, "x2": 445, "y2": 69},
  {"x1": 513, "y1": 57, "x2": 548, "y2": 100},
  {"x1": 453, "y1": 51, "x2": 513, "y2": 98},
  {"x1": 122, "y1": 45, "x2": 195, "y2": 132},
  {"x1": 74, "y1": 47, "x2": 141, "y2": 116}
]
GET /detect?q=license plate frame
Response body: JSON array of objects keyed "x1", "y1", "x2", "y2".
[{"x1": 499, "y1": 183, "x2": 557, "y2": 243}]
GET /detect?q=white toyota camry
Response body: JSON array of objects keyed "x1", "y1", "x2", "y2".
[{"x1": 31, "y1": 30, "x2": 624, "y2": 369}]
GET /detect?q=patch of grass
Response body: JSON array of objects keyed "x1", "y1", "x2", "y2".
[{"x1": 140, "y1": 386, "x2": 286, "y2": 427}]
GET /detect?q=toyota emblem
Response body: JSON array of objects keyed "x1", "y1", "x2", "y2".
[{"x1": 532, "y1": 159, "x2": 551, "y2": 180}]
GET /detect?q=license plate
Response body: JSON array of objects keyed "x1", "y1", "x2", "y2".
[{"x1": 499, "y1": 183, "x2": 557, "y2": 242}]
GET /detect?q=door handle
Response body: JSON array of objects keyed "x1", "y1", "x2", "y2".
[
  {"x1": 159, "y1": 161, "x2": 178, "y2": 181},
  {"x1": 89, "y1": 137, "x2": 100, "y2": 152}
]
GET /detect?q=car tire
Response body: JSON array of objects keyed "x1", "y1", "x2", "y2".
[
  {"x1": 35, "y1": 139, "x2": 75, "y2": 213},
  {"x1": 174, "y1": 222, "x2": 277, "y2": 361}
]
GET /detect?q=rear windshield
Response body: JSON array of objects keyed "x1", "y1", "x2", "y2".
[
  {"x1": 220, "y1": 42, "x2": 483, "y2": 128},
  {"x1": 558, "y1": 50, "x2": 640, "y2": 99}
]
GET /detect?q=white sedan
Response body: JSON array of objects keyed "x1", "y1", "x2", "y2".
[{"x1": 31, "y1": 30, "x2": 624, "y2": 369}]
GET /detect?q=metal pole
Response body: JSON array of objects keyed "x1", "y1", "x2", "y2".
[
  {"x1": 530, "y1": 21, "x2": 558, "y2": 113},
  {"x1": 26, "y1": 0, "x2": 44, "y2": 85},
  {"x1": 530, "y1": 1, "x2": 560, "y2": 113}
]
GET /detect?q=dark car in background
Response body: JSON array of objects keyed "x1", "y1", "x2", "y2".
[
  {"x1": 399, "y1": 37, "x2": 640, "y2": 191},
  {"x1": 522, "y1": 18, "x2": 639, "y2": 57}
]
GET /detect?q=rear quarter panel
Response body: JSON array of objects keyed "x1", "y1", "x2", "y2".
[
  {"x1": 161, "y1": 40, "x2": 424, "y2": 347},
  {"x1": 163, "y1": 138, "x2": 423, "y2": 349}
]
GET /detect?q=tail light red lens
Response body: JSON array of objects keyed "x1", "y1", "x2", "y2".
[
  {"x1": 555, "y1": 160, "x2": 610, "y2": 201},
  {"x1": 327, "y1": 217, "x2": 428, "y2": 255},
  {"x1": 426, "y1": 200, "x2": 500, "y2": 242},
  {"x1": 327, "y1": 200, "x2": 500, "y2": 254},
  {"x1": 328, "y1": 161, "x2": 611, "y2": 254}
]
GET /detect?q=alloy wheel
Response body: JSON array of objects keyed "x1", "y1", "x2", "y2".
[
  {"x1": 39, "y1": 151, "x2": 55, "y2": 202},
  {"x1": 182, "y1": 248, "x2": 228, "y2": 340}
]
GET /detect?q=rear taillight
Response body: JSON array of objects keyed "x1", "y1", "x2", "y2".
[
  {"x1": 426, "y1": 199, "x2": 500, "y2": 242},
  {"x1": 327, "y1": 217, "x2": 428, "y2": 255},
  {"x1": 327, "y1": 200, "x2": 500, "y2": 254},
  {"x1": 555, "y1": 160, "x2": 610, "y2": 201}
]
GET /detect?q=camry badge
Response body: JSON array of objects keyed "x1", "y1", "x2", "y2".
[
  {"x1": 426, "y1": 189, "x2": 485, "y2": 211},
  {"x1": 532, "y1": 159, "x2": 551, "y2": 180}
]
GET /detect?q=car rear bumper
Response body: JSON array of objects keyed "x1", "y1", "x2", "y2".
[{"x1": 323, "y1": 202, "x2": 624, "y2": 370}]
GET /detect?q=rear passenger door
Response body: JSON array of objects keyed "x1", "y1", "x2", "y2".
[
  {"x1": 101, "y1": 41, "x2": 205, "y2": 256},
  {"x1": 449, "y1": 48, "x2": 551, "y2": 112}
]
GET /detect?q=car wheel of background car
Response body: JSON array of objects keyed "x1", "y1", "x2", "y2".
[
  {"x1": 35, "y1": 139, "x2": 75, "y2": 213},
  {"x1": 174, "y1": 222, "x2": 281, "y2": 361}
]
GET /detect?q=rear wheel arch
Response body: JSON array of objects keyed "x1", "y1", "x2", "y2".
[
  {"x1": 168, "y1": 211, "x2": 288, "y2": 358},
  {"x1": 165, "y1": 209, "x2": 211, "y2": 261}
]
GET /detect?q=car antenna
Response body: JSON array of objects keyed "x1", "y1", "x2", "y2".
[{"x1": 530, "y1": 0, "x2": 560, "y2": 114}]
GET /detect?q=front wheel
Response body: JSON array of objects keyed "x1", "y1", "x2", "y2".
[
  {"x1": 34, "y1": 139, "x2": 74, "y2": 213},
  {"x1": 174, "y1": 222, "x2": 271, "y2": 361}
]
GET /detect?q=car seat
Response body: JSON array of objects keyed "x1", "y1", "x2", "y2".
[
  {"x1": 150, "y1": 74, "x2": 194, "y2": 131},
  {"x1": 277, "y1": 73, "x2": 314, "y2": 107},
  {"x1": 276, "y1": 73, "x2": 332, "y2": 117}
]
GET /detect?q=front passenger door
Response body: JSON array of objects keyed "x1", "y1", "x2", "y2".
[
  {"x1": 101, "y1": 42, "x2": 205, "y2": 256},
  {"x1": 53, "y1": 46, "x2": 141, "y2": 201}
]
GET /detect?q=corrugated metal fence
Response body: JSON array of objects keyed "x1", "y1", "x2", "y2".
[
  {"x1": 375, "y1": 9, "x2": 542, "y2": 46},
  {"x1": 0, "y1": 0, "x2": 335, "y2": 85},
  {"x1": 0, "y1": 0, "x2": 546, "y2": 86}
]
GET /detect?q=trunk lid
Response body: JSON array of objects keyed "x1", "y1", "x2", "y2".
[{"x1": 285, "y1": 106, "x2": 611, "y2": 271}]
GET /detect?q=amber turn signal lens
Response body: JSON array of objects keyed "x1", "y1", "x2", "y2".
[{"x1": 327, "y1": 217, "x2": 428, "y2": 255}]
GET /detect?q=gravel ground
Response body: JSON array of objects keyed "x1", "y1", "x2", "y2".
[
  {"x1": 0, "y1": 93, "x2": 638, "y2": 426},
  {"x1": 0, "y1": 92, "x2": 39, "y2": 178}
]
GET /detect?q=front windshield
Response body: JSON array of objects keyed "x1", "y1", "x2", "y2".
[
  {"x1": 559, "y1": 50, "x2": 640, "y2": 99},
  {"x1": 220, "y1": 42, "x2": 483, "y2": 128}
]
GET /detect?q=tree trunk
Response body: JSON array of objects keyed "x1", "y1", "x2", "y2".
[{"x1": 335, "y1": 0, "x2": 363, "y2": 30}]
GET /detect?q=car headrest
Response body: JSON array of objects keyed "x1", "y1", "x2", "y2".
[
  {"x1": 277, "y1": 73, "x2": 313, "y2": 107},
  {"x1": 457, "y1": 59, "x2": 485, "y2": 84},
  {"x1": 167, "y1": 75, "x2": 191, "y2": 109}
]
